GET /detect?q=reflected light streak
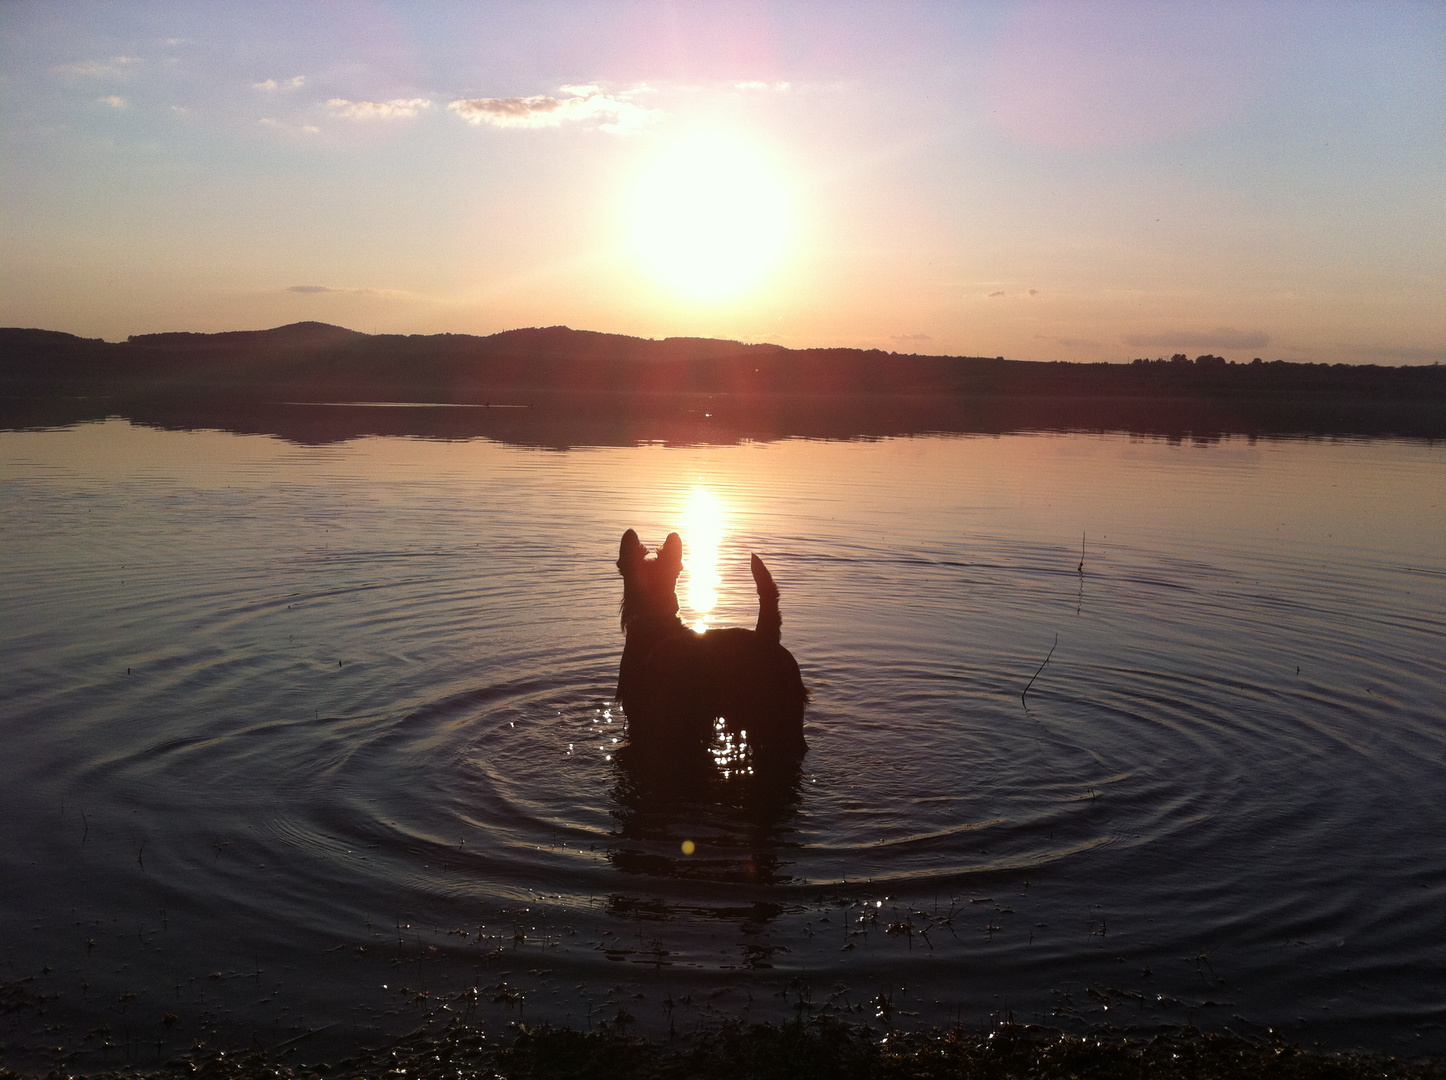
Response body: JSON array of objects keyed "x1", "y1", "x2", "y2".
[{"x1": 681, "y1": 487, "x2": 725, "y2": 631}]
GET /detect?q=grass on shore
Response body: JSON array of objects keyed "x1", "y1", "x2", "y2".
[{"x1": 4, "y1": 1018, "x2": 1442, "y2": 1080}]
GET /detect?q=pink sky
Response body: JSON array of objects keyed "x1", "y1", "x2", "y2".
[{"x1": 2, "y1": 1, "x2": 1442, "y2": 364}]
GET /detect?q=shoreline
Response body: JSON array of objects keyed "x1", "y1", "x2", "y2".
[
  {"x1": 4, "y1": 389, "x2": 1444, "y2": 446},
  {"x1": 3, "y1": 322, "x2": 1443, "y2": 447},
  {"x1": 3, "y1": 1015, "x2": 1442, "y2": 1080}
]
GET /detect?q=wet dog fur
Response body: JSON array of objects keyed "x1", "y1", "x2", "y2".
[{"x1": 615, "y1": 529, "x2": 808, "y2": 768}]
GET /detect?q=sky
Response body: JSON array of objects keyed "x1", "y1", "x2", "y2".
[{"x1": 1, "y1": 0, "x2": 1442, "y2": 363}]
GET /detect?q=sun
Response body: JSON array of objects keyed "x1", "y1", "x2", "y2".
[{"x1": 627, "y1": 135, "x2": 791, "y2": 303}]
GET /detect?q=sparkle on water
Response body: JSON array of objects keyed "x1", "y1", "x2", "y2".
[{"x1": 1, "y1": 419, "x2": 1443, "y2": 1067}]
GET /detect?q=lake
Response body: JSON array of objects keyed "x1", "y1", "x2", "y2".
[{"x1": 2, "y1": 416, "x2": 1443, "y2": 1070}]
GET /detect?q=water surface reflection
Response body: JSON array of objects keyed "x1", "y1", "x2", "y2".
[
  {"x1": 1, "y1": 420, "x2": 1443, "y2": 1068},
  {"x1": 608, "y1": 744, "x2": 802, "y2": 893}
]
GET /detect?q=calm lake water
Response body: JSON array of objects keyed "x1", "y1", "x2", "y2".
[{"x1": 2, "y1": 417, "x2": 1443, "y2": 1068}]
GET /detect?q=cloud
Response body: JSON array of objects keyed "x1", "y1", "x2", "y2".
[
  {"x1": 987, "y1": 290, "x2": 1006, "y2": 297},
  {"x1": 328, "y1": 97, "x2": 431, "y2": 119},
  {"x1": 99, "y1": 95, "x2": 128, "y2": 108},
  {"x1": 734, "y1": 81, "x2": 790, "y2": 92},
  {"x1": 1028, "y1": 289, "x2": 1039, "y2": 296},
  {"x1": 1039, "y1": 335, "x2": 1102, "y2": 348},
  {"x1": 285, "y1": 285, "x2": 388, "y2": 295},
  {"x1": 892, "y1": 333, "x2": 932, "y2": 343},
  {"x1": 1122, "y1": 328, "x2": 1270, "y2": 350},
  {"x1": 260, "y1": 118, "x2": 320, "y2": 134},
  {"x1": 1349, "y1": 344, "x2": 1446, "y2": 363},
  {"x1": 254, "y1": 76, "x2": 305, "y2": 90},
  {"x1": 60, "y1": 57, "x2": 142, "y2": 78},
  {"x1": 448, "y1": 85, "x2": 659, "y2": 134}
]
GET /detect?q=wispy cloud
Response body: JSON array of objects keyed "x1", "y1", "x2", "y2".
[
  {"x1": 734, "y1": 81, "x2": 790, "y2": 92},
  {"x1": 254, "y1": 76, "x2": 305, "y2": 91},
  {"x1": 987, "y1": 290, "x2": 1006, "y2": 297},
  {"x1": 99, "y1": 95, "x2": 128, "y2": 109},
  {"x1": 285, "y1": 285, "x2": 393, "y2": 295},
  {"x1": 1122, "y1": 328, "x2": 1269, "y2": 350},
  {"x1": 260, "y1": 118, "x2": 320, "y2": 134},
  {"x1": 1348, "y1": 344, "x2": 1446, "y2": 363},
  {"x1": 60, "y1": 57, "x2": 142, "y2": 78},
  {"x1": 327, "y1": 97, "x2": 431, "y2": 119},
  {"x1": 892, "y1": 332, "x2": 932, "y2": 343},
  {"x1": 448, "y1": 85, "x2": 659, "y2": 134},
  {"x1": 1039, "y1": 335, "x2": 1102, "y2": 348}
]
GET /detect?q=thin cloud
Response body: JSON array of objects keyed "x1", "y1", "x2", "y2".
[
  {"x1": 285, "y1": 285, "x2": 388, "y2": 295},
  {"x1": 60, "y1": 57, "x2": 142, "y2": 78},
  {"x1": 448, "y1": 86, "x2": 659, "y2": 134},
  {"x1": 1122, "y1": 328, "x2": 1269, "y2": 350},
  {"x1": 735, "y1": 81, "x2": 790, "y2": 92},
  {"x1": 1039, "y1": 335, "x2": 1102, "y2": 348},
  {"x1": 328, "y1": 97, "x2": 431, "y2": 119},
  {"x1": 987, "y1": 290, "x2": 1006, "y2": 297},
  {"x1": 892, "y1": 333, "x2": 932, "y2": 343},
  {"x1": 260, "y1": 118, "x2": 320, "y2": 134},
  {"x1": 99, "y1": 95, "x2": 128, "y2": 109},
  {"x1": 254, "y1": 76, "x2": 305, "y2": 91},
  {"x1": 1349, "y1": 344, "x2": 1446, "y2": 363}
]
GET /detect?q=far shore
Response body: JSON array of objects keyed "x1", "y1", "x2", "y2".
[{"x1": 3, "y1": 322, "x2": 1444, "y2": 444}]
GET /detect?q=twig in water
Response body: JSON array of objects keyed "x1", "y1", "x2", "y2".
[
  {"x1": 1021, "y1": 634, "x2": 1059, "y2": 705},
  {"x1": 1077, "y1": 532, "x2": 1086, "y2": 575}
]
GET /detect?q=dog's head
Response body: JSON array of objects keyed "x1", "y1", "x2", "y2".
[{"x1": 617, "y1": 528, "x2": 683, "y2": 631}]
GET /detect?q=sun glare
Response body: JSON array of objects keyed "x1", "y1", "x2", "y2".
[
  {"x1": 681, "y1": 487, "x2": 726, "y2": 630},
  {"x1": 628, "y1": 135, "x2": 791, "y2": 302}
]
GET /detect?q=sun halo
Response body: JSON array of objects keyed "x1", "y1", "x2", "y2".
[{"x1": 627, "y1": 136, "x2": 791, "y2": 303}]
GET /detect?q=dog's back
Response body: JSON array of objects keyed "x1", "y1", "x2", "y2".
[{"x1": 616, "y1": 529, "x2": 808, "y2": 765}]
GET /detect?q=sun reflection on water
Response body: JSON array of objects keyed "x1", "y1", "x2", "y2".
[{"x1": 681, "y1": 487, "x2": 725, "y2": 631}]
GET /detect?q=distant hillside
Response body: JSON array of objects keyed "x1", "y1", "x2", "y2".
[{"x1": 3, "y1": 321, "x2": 1443, "y2": 405}]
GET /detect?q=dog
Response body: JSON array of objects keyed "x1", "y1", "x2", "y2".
[{"x1": 615, "y1": 529, "x2": 808, "y2": 768}]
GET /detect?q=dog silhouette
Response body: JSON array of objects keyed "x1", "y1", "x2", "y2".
[{"x1": 615, "y1": 529, "x2": 808, "y2": 768}]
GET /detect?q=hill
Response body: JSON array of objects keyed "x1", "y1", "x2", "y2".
[{"x1": 2, "y1": 322, "x2": 1443, "y2": 443}]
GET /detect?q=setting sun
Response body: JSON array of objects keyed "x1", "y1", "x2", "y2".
[{"x1": 627, "y1": 135, "x2": 791, "y2": 303}]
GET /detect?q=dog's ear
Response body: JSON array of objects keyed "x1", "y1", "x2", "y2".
[
  {"x1": 618, "y1": 529, "x2": 647, "y2": 572},
  {"x1": 658, "y1": 532, "x2": 683, "y2": 574}
]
